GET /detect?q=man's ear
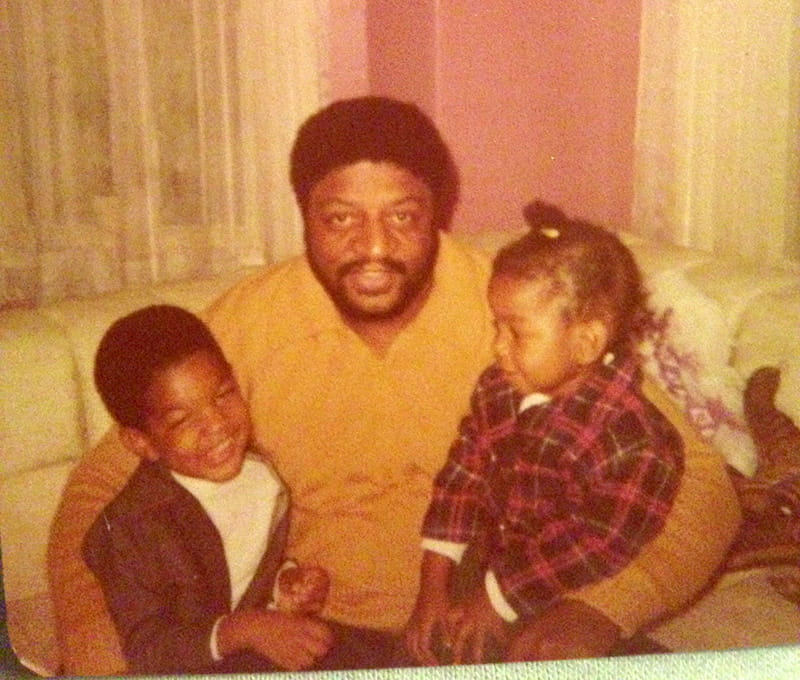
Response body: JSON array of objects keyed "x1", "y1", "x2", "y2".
[
  {"x1": 119, "y1": 426, "x2": 160, "y2": 462},
  {"x1": 572, "y1": 318, "x2": 610, "y2": 366}
]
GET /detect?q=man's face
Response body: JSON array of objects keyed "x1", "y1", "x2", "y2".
[{"x1": 304, "y1": 160, "x2": 439, "y2": 324}]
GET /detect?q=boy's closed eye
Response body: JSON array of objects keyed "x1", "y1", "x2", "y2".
[{"x1": 215, "y1": 380, "x2": 239, "y2": 402}]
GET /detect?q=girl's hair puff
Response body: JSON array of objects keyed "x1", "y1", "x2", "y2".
[{"x1": 492, "y1": 200, "x2": 652, "y2": 354}]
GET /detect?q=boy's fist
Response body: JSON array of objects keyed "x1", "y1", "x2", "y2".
[{"x1": 275, "y1": 564, "x2": 329, "y2": 615}]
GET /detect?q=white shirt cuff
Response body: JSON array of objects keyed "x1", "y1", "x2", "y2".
[
  {"x1": 519, "y1": 392, "x2": 551, "y2": 413},
  {"x1": 421, "y1": 537, "x2": 467, "y2": 563},
  {"x1": 270, "y1": 558, "x2": 299, "y2": 609},
  {"x1": 485, "y1": 570, "x2": 518, "y2": 623},
  {"x1": 210, "y1": 615, "x2": 225, "y2": 661}
]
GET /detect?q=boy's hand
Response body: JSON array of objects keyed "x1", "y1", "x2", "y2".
[
  {"x1": 449, "y1": 588, "x2": 508, "y2": 664},
  {"x1": 250, "y1": 611, "x2": 333, "y2": 670},
  {"x1": 275, "y1": 564, "x2": 330, "y2": 615},
  {"x1": 218, "y1": 608, "x2": 333, "y2": 671}
]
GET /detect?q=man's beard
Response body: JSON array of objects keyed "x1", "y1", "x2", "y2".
[{"x1": 308, "y1": 244, "x2": 439, "y2": 324}]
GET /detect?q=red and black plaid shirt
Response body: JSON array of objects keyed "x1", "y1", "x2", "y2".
[{"x1": 422, "y1": 354, "x2": 684, "y2": 619}]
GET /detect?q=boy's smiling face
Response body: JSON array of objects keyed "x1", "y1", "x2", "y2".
[{"x1": 123, "y1": 349, "x2": 251, "y2": 483}]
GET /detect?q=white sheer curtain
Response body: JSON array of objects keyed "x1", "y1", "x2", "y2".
[
  {"x1": 0, "y1": 0, "x2": 325, "y2": 308},
  {"x1": 235, "y1": 0, "x2": 328, "y2": 266},
  {"x1": 632, "y1": 0, "x2": 800, "y2": 264}
]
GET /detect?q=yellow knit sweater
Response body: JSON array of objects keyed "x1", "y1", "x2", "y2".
[{"x1": 46, "y1": 234, "x2": 740, "y2": 674}]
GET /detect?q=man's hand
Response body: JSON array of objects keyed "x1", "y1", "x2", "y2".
[
  {"x1": 250, "y1": 610, "x2": 333, "y2": 670},
  {"x1": 507, "y1": 599, "x2": 621, "y2": 661}
]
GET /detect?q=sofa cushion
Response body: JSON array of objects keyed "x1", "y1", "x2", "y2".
[
  {"x1": 0, "y1": 462, "x2": 74, "y2": 601},
  {"x1": 733, "y1": 287, "x2": 800, "y2": 430},
  {"x1": 619, "y1": 232, "x2": 715, "y2": 275},
  {"x1": 683, "y1": 261, "x2": 798, "y2": 332},
  {"x1": 150, "y1": 268, "x2": 256, "y2": 312},
  {"x1": 650, "y1": 566, "x2": 800, "y2": 651},
  {"x1": 1, "y1": 461, "x2": 74, "y2": 675},
  {"x1": 5, "y1": 593, "x2": 59, "y2": 676},
  {"x1": 0, "y1": 311, "x2": 83, "y2": 477}
]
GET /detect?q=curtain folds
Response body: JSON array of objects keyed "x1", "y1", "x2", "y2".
[
  {"x1": 632, "y1": 0, "x2": 800, "y2": 264},
  {"x1": 0, "y1": 0, "x2": 326, "y2": 308}
]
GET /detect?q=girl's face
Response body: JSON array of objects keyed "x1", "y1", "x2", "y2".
[
  {"x1": 127, "y1": 349, "x2": 251, "y2": 483},
  {"x1": 488, "y1": 274, "x2": 596, "y2": 397}
]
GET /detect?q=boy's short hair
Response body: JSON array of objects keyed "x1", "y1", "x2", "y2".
[
  {"x1": 493, "y1": 200, "x2": 652, "y2": 352},
  {"x1": 290, "y1": 96, "x2": 460, "y2": 230},
  {"x1": 94, "y1": 305, "x2": 227, "y2": 430}
]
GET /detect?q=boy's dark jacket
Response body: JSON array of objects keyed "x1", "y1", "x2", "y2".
[{"x1": 82, "y1": 457, "x2": 288, "y2": 674}]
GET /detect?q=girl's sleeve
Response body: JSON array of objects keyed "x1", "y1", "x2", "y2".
[{"x1": 422, "y1": 366, "x2": 512, "y2": 546}]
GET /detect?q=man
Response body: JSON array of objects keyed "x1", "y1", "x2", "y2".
[{"x1": 48, "y1": 96, "x2": 741, "y2": 674}]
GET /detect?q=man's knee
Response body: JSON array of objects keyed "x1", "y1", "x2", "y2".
[{"x1": 507, "y1": 599, "x2": 621, "y2": 661}]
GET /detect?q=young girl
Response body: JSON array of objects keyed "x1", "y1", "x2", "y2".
[{"x1": 406, "y1": 202, "x2": 684, "y2": 665}]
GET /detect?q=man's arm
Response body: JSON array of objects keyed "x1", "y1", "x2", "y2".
[
  {"x1": 46, "y1": 428, "x2": 136, "y2": 675},
  {"x1": 507, "y1": 376, "x2": 741, "y2": 660},
  {"x1": 568, "y1": 376, "x2": 741, "y2": 634},
  {"x1": 491, "y1": 410, "x2": 682, "y2": 619}
]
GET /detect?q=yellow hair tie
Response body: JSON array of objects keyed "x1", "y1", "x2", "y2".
[{"x1": 540, "y1": 227, "x2": 560, "y2": 238}]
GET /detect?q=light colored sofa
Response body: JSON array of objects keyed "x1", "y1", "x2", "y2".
[{"x1": 2, "y1": 228, "x2": 799, "y2": 675}]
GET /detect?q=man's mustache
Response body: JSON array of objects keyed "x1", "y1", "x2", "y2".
[{"x1": 337, "y1": 258, "x2": 407, "y2": 277}]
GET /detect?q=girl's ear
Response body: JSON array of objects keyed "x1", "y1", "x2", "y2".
[
  {"x1": 119, "y1": 426, "x2": 160, "y2": 463},
  {"x1": 572, "y1": 318, "x2": 610, "y2": 366}
]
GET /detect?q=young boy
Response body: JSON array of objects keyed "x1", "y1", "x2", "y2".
[
  {"x1": 82, "y1": 305, "x2": 331, "y2": 674},
  {"x1": 405, "y1": 203, "x2": 685, "y2": 664}
]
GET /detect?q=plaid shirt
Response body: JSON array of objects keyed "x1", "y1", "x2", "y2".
[{"x1": 422, "y1": 354, "x2": 684, "y2": 619}]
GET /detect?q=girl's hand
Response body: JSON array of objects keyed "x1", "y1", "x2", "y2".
[
  {"x1": 449, "y1": 589, "x2": 508, "y2": 664},
  {"x1": 405, "y1": 550, "x2": 457, "y2": 665},
  {"x1": 405, "y1": 591, "x2": 452, "y2": 665}
]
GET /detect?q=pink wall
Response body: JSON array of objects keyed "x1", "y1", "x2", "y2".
[
  {"x1": 332, "y1": 0, "x2": 642, "y2": 233},
  {"x1": 437, "y1": 2, "x2": 642, "y2": 233},
  {"x1": 366, "y1": 0, "x2": 436, "y2": 116},
  {"x1": 324, "y1": 1, "x2": 369, "y2": 100}
]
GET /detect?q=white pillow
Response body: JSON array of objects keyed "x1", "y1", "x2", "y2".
[
  {"x1": 732, "y1": 288, "x2": 800, "y2": 431},
  {"x1": 640, "y1": 269, "x2": 757, "y2": 476}
]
